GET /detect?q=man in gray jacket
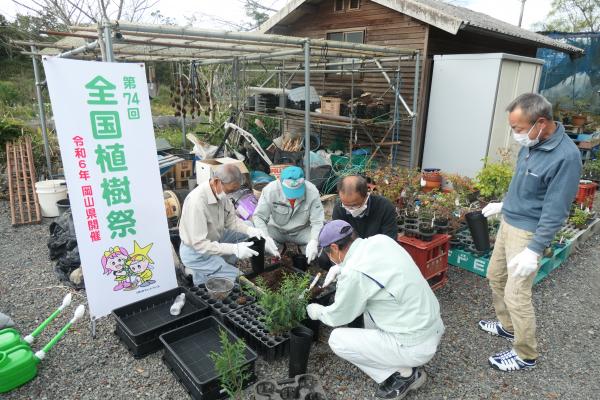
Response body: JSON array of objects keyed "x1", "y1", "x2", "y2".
[
  {"x1": 478, "y1": 93, "x2": 581, "y2": 371},
  {"x1": 253, "y1": 166, "x2": 324, "y2": 263}
]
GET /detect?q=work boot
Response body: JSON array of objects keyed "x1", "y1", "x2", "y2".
[{"x1": 375, "y1": 368, "x2": 427, "y2": 399}]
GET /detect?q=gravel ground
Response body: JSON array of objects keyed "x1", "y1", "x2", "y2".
[{"x1": 1, "y1": 198, "x2": 599, "y2": 400}]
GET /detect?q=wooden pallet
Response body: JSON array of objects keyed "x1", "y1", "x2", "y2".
[{"x1": 6, "y1": 137, "x2": 41, "y2": 226}]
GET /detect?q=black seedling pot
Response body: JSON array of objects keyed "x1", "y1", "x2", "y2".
[
  {"x1": 465, "y1": 211, "x2": 490, "y2": 252},
  {"x1": 292, "y1": 254, "x2": 309, "y2": 271},
  {"x1": 289, "y1": 325, "x2": 313, "y2": 378},
  {"x1": 249, "y1": 236, "x2": 266, "y2": 273}
]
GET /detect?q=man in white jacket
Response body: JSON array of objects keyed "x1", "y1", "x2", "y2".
[
  {"x1": 179, "y1": 164, "x2": 264, "y2": 284},
  {"x1": 307, "y1": 220, "x2": 444, "y2": 399},
  {"x1": 253, "y1": 166, "x2": 324, "y2": 263}
]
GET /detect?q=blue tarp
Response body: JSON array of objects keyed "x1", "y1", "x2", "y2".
[{"x1": 537, "y1": 32, "x2": 600, "y2": 114}]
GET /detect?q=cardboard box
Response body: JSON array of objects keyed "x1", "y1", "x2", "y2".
[
  {"x1": 321, "y1": 194, "x2": 338, "y2": 221},
  {"x1": 195, "y1": 157, "x2": 250, "y2": 185}
]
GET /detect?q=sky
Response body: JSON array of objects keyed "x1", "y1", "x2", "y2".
[{"x1": 0, "y1": 0, "x2": 552, "y2": 31}]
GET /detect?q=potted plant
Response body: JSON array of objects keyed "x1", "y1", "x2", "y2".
[
  {"x1": 572, "y1": 100, "x2": 590, "y2": 126},
  {"x1": 421, "y1": 168, "x2": 442, "y2": 193},
  {"x1": 256, "y1": 273, "x2": 310, "y2": 335},
  {"x1": 443, "y1": 173, "x2": 477, "y2": 205},
  {"x1": 569, "y1": 207, "x2": 589, "y2": 229},
  {"x1": 474, "y1": 158, "x2": 514, "y2": 201},
  {"x1": 209, "y1": 329, "x2": 253, "y2": 400},
  {"x1": 430, "y1": 192, "x2": 457, "y2": 233},
  {"x1": 582, "y1": 159, "x2": 600, "y2": 182},
  {"x1": 418, "y1": 222, "x2": 435, "y2": 242}
]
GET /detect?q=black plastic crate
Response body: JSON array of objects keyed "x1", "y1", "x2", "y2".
[
  {"x1": 188, "y1": 283, "x2": 256, "y2": 321},
  {"x1": 253, "y1": 374, "x2": 328, "y2": 400},
  {"x1": 160, "y1": 316, "x2": 257, "y2": 400},
  {"x1": 112, "y1": 287, "x2": 209, "y2": 358},
  {"x1": 224, "y1": 303, "x2": 296, "y2": 362}
]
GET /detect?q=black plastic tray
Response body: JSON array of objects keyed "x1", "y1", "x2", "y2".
[
  {"x1": 189, "y1": 283, "x2": 256, "y2": 321},
  {"x1": 253, "y1": 374, "x2": 328, "y2": 400},
  {"x1": 224, "y1": 303, "x2": 296, "y2": 362},
  {"x1": 160, "y1": 316, "x2": 257, "y2": 400},
  {"x1": 112, "y1": 287, "x2": 209, "y2": 358}
]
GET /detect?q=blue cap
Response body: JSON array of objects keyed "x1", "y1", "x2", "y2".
[{"x1": 280, "y1": 166, "x2": 305, "y2": 199}]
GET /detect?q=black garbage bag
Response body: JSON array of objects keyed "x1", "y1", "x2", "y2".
[
  {"x1": 47, "y1": 209, "x2": 82, "y2": 288},
  {"x1": 48, "y1": 209, "x2": 77, "y2": 260}
]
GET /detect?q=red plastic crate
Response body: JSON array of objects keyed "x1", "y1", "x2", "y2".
[
  {"x1": 398, "y1": 234, "x2": 450, "y2": 281},
  {"x1": 575, "y1": 181, "x2": 597, "y2": 208},
  {"x1": 427, "y1": 270, "x2": 448, "y2": 291}
]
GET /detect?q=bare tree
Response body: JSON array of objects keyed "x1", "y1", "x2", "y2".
[
  {"x1": 538, "y1": 0, "x2": 600, "y2": 32},
  {"x1": 10, "y1": 0, "x2": 159, "y2": 27}
]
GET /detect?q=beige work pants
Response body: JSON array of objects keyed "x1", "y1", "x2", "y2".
[{"x1": 486, "y1": 218, "x2": 539, "y2": 360}]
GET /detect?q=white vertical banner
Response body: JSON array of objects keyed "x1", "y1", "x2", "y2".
[{"x1": 43, "y1": 58, "x2": 177, "y2": 319}]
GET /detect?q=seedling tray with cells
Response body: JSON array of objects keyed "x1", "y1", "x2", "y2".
[
  {"x1": 241, "y1": 264, "x2": 335, "y2": 305},
  {"x1": 224, "y1": 303, "x2": 293, "y2": 361},
  {"x1": 253, "y1": 374, "x2": 328, "y2": 400},
  {"x1": 189, "y1": 283, "x2": 256, "y2": 321},
  {"x1": 160, "y1": 316, "x2": 257, "y2": 400},
  {"x1": 112, "y1": 287, "x2": 209, "y2": 358}
]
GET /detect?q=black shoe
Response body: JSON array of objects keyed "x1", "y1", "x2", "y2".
[{"x1": 375, "y1": 368, "x2": 427, "y2": 399}]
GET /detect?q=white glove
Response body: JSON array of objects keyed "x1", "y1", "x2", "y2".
[
  {"x1": 264, "y1": 236, "x2": 280, "y2": 258},
  {"x1": 507, "y1": 248, "x2": 539, "y2": 277},
  {"x1": 482, "y1": 202, "x2": 503, "y2": 218},
  {"x1": 246, "y1": 227, "x2": 264, "y2": 240},
  {"x1": 223, "y1": 242, "x2": 259, "y2": 259},
  {"x1": 323, "y1": 264, "x2": 341, "y2": 288},
  {"x1": 305, "y1": 239, "x2": 318, "y2": 263},
  {"x1": 306, "y1": 303, "x2": 324, "y2": 320}
]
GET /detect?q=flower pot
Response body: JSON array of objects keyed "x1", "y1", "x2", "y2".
[
  {"x1": 249, "y1": 237, "x2": 266, "y2": 274},
  {"x1": 434, "y1": 218, "x2": 449, "y2": 234},
  {"x1": 292, "y1": 254, "x2": 308, "y2": 271},
  {"x1": 465, "y1": 211, "x2": 490, "y2": 252},
  {"x1": 419, "y1": 223, "x2": 435, "y2": 242},
  {"x1": 288, "y1": 325, "x2": 313, "y2": 378},
  {"x1": 404, "y1": 223, "x2": 418, "y2": 238},
  {"x1": 572, "y1": 115, "x2": 586, "y2": 127},
  {"x1": 422, "y1": 168, "x2": 442, "y2": 193},
  {"x1": 467, "y1": 190, "x2": 480, "y2": 204}
]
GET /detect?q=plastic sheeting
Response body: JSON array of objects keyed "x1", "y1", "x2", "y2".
[
  {"x1": 537, "y1": 32, "x2": 600, "y2": 114},
  {"x1": 47, "y1": 209, "x2": 83, "y2": 289}
]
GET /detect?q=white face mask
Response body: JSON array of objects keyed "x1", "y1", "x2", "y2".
[
  {"x1": 512, "y1": 121, "x2": 542, "y2": 147},
  {"x1": 215, "y1": 181, "x2": 227, "y2": 200},
  {"x1": 343, "y1": 194, "x2": 369, "y2": 218}
]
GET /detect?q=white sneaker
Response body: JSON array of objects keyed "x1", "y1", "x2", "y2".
[
  {"x1": 478, "y1": 320, "x2": 515, "y2": 341},
  {"x1": 488, "y1": 349, "x2": 536, "y2": 372}
]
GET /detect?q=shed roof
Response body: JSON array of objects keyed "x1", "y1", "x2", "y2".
[{"x1": 260, "y1": 0, "x2": 584, "y2": 56}]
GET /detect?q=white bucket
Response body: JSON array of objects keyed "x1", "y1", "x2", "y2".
[{"x1": 35, "y1": 180, "x2": 68, "y2": 218}]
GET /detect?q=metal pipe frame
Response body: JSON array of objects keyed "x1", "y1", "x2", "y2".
[
  {"x1": 30, "y1": 45, "x2": 52, "y2": 178},
  {"x1": 57, "y1": 40, "x2": 99, "y2": 58},
  {"x1": 373, "y1": 58, "x2": 415, "y2": 118},
  {"x1": 113, "y1": 21, "x2": 414, "y2": 56},
  {"x1": 303, "y1": 40, "x2": 311, "y2": 180},
  {"x1": 410, "y1": 53, "x2": 421, "y2": 168},
  {"x1": 102, "y1": 20, "x2": 115, "y2": 62}
]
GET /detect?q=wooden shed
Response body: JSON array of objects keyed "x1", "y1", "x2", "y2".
[{"x1": 260, "y1": 0, "x2": 583, "y2": 166}]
